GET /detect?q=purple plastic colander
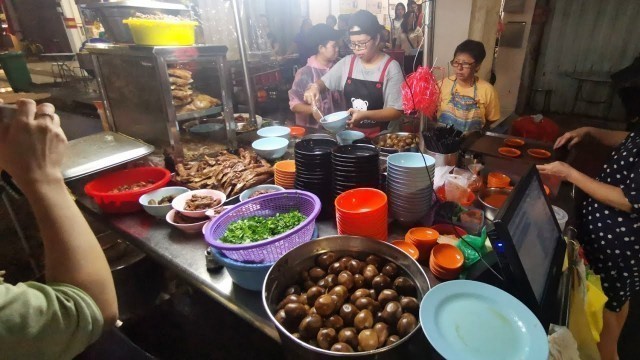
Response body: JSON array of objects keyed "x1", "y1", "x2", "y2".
[{"x1": 204, "y1": 190, "x2": 321, "y2": 263}]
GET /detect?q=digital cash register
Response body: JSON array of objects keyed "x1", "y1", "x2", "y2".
[{"x1": 466, "y1": 165, "x2": 566, "y2": 329}]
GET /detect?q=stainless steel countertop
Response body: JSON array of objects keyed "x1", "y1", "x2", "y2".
[{"x1": 76, "y1": 195, "x2": 439, "y2": 342}]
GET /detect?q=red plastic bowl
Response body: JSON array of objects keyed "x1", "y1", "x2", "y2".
[{"x1": 84, "y1": 167, "x2": 171, "y2": 213}]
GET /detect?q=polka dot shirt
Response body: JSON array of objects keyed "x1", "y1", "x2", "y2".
[{"x1": 579, "y1": 128, "x2": 640, "y2": 312}]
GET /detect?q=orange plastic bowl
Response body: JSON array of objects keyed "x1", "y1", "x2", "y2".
[
  {"x1": 406, "y1": 227, "x2": 439, "y2": 261},
  {"x1": 391, "y1": 240, "x2": 419, "y2": 260},
  {"x1": 504, "y1": 138, "x2": 525, "y2": 147},
  {"x1": 435, "y1": 186, "x2": 476, "y2": 207},
  {"x1": 335, "y1": 188, "x2": 387, "y2": 214},
  {"x1": 527, "y1": 148, "x2": 551, "y2": 159},
  {"x1": 498, "y1": 147, "x2": 521, "y2": 157},
  {"x1": 274, "y1": 160, "x2": 296, "y2": 173},
  {"x1": 288, "y1": 126, "x2": 306, "y2": 138},
  {"x1": 431, "y1": 243, "x2": 464, "y2": 271},
  {"x1": 487, "y1": 172, "x2": 511, "y2": 188},
  {"x1": 430, "y1": 224, "x2": 467, "y2": 237}
]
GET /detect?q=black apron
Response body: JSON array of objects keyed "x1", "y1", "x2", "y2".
[{"x1": 343, "y1": 55, "x2": 395, "y2": 138}]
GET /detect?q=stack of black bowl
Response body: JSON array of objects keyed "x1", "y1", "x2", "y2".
[
  {"x1": 331, "y1": 144, "x2": 380, "y2": 198},
  {"x1": 294, "y1": 138, "x2": 338, "y2": 219}
]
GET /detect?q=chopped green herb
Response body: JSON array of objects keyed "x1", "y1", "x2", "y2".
[{"x1": 220, "y1": 210, "x2": 307, "y2": 244}]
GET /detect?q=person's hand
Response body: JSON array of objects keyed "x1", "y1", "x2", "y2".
[
  {"x1": 554, "y1": 127, "x2": 591, "y2": 149},
  {"x1": 303, "y1": 84, "x2": 320, "y2": 107},
  {"x1": 347, "y1": 108, "x2": 365, "y2": 127},
  {"x1": 536, "y1": 161, "x2": 576, "y2": 182},
  {"x1": 0, "y1": 99, "x2": 67, "y2": 192}
]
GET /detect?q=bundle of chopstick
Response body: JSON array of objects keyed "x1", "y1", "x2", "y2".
[{"x1": 422, "y1": 125, "x2": 464, "y2": 154}]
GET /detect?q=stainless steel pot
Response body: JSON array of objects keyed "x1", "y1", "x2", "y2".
[
  {"x1": 477, "y1": 187, "x2": 512, "y2": 221},
  {"x1": 372, "y1": 132, "x2": 419, "y2": 154},
  {"x1": 262, "y1": 235, "x2": 431, "y2": 359}
]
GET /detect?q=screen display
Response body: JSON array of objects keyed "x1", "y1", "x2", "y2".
[{"x1": 506, "y1": 176, "x2": 561, "y2": 302}]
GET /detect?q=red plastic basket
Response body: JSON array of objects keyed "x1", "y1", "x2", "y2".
[{"x1": 84, "y1": 167, "x2": 171, "y2": 213}]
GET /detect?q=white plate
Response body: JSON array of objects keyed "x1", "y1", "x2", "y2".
[{"x1": 420, "y1": 280, "x2": 548, "y2": 360}]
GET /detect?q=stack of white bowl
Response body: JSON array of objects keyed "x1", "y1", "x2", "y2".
[{"x1": 386, "y1": 153, "x2": 436, "y2": 225}]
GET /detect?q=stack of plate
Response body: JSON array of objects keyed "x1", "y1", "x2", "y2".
[
  {"x1": 294, "y1": 138, "x2": 338, "y2": 218},
  {"x1": 335, "y1": 188, "x2": 388, "y2": 241},
  {"x1": 274, "y1": 160, "x2": 295, "y2": 189},
  {"x1": 386, "y1": 153, "x2": 435, "y2": 225},
  {"x1": 332, "y1": 144, "x2": 380, "y2": 198},
  {"x1": 429, "y1": 244, "x2": 464, "y2": 280}
]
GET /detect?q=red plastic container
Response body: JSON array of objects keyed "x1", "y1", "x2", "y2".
[{"x1": 84, "y1": 167, "x2": 171, "y2": 213}]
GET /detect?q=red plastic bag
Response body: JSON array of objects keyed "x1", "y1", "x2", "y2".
[{"x1": 401, "y1": 66, "x2": 440, "y2": 118}]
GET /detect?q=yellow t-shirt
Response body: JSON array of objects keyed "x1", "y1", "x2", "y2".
[{"x1": 437, "y1": 76, "x2": 501, "y2": 132}]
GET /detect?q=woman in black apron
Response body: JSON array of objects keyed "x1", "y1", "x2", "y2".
[{"x1": 303, "y1": 10, "x2": 404, "y2": 139}]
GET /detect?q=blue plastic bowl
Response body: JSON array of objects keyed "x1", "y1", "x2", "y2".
[
  {"x1": 252, "y1": 137, "x2": 289, "y2": 160},
  {"x1": 209, "y1": 248, "x2": 274, "y2": 291},
  {"x1": 387, "y1": 152, "x2": 436, "y2": 168},
  {"x1": 336, "y1": 130, "x2": 365, "y2": 145},
  {"x1": 320, "y1": 111, "x2": 349, "y2": 133},
  {"x1": 257, "y1": 126, "x2": 291, "y2": 140}
]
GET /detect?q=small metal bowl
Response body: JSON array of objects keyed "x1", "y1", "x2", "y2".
[{"x1": 478, "y1": 187, "x2": 512, "y2": 221}]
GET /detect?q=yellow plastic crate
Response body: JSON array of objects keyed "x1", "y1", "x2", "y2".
[{"x1": 123, "y1": 18, "x2": 197, "y2": 46}]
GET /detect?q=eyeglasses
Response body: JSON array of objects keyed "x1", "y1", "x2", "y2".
[
  {"x1": 450, "y1": 60, "x2": 475, "y2": 69},
  {"x1": 348, "y1": 38, "x2": 373, "y2": 50}
]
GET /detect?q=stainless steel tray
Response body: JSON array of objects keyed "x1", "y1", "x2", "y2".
[
  {"x1": 61, "y1": 131, "x2": 155, "y2": 181},
  {"x1": 176, "y1": 105, "x2": 223, "y2": 122}
]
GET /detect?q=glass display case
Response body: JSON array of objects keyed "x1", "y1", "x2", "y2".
[{"x1": 86, "y1": 44, "x2": 240, "y2": 162}]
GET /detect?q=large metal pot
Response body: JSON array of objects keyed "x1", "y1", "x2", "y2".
[
  {"x1": 478, "y1": 187, "x2": 512, "y2": 221},
  {"x1": 263, "y1": 235, "x2": 431, "y2": 359},
  {"x1": 372, "y1": 132, "x2": 419, "y2": 154}
]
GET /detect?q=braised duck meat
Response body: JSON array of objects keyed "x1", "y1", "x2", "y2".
[{"x1": 175, "y1": 148, "x2": 273, "y2": 197}]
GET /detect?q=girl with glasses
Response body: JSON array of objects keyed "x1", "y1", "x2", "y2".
[
  {"x1": 437, "y1": 39, "x2": 501, "y2": 133},
  {"x1": 303, "y1": 10, "x2": 404, "y2": 138}
]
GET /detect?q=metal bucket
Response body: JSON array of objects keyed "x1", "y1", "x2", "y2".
[{"x1": 424, "y1": 149, "x2": 458, "y2": 167}]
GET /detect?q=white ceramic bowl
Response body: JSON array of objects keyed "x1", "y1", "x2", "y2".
[
  {"x1": 387, "y1": 153, "x2": 436, "y2": 168},
  {"x1": 320, "y1": 111, "x2": 349, "y2": 133},
  {"x1": 239, "y1": 184, "x2": 285, "y2": 202},
  {"x1": 165, "y1": 209, "x2": 209, "y2": 233},
  {"x1": 172, "y1": 189, "x2": 227, "y2": 218},
  {"x1": 252, "y1": 137, "x2": 289, "y2": 160},
  {"x1": 336, "y1": 130, "x2": 365, "y2": 145},
  {"x1": 257, "y1": 125, "x2": 291, "y2": 140},
  {"x1": 139, "y1": 186, "x2": 190, "y2": 218}
]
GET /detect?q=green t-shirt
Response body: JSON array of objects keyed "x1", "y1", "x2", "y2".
[{"x1": 0, "y1": 280, "x2": 104, "y2": 360}]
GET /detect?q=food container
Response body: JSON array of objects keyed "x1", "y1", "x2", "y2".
[
  {"x1": 478, "y1": 187, "x2": 513, "y2": 221},
  {"x1": 171, "y1": 189, "x2": 226, "y2": 218},
  {"x1": 372, "y1": 132, "x2": 419, "y2": 154},
  {"x1": 123, "y1": 18, "x2": 198, "y2": 46},
  {"x1": 165, "y1": 209, "x2": 208, "y2": 233},
  {"x1": 263, "y1": 235, "x2": 431, "y2": 359},
  {"x1": 205, "y1": 190, "x2": 321, "y2": 262},
  {"x1": 84, "y1": 1, "x2": 190, "y2": 44},
  {"x1": 84, "y1": 167, "x2": 171, "y2": 214},
  {"x1": 208, "y1": 246, "x2": 274, "y2": 291},
  {"x1": 139, "y1": 186, "x2": 189, "y2": 218},
  {"x1": 239, "y1": 184, "x2": 285, "y2": 202},
  {"x1": 424, "y1": 149, "x2": 458, "y2": 167}
]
